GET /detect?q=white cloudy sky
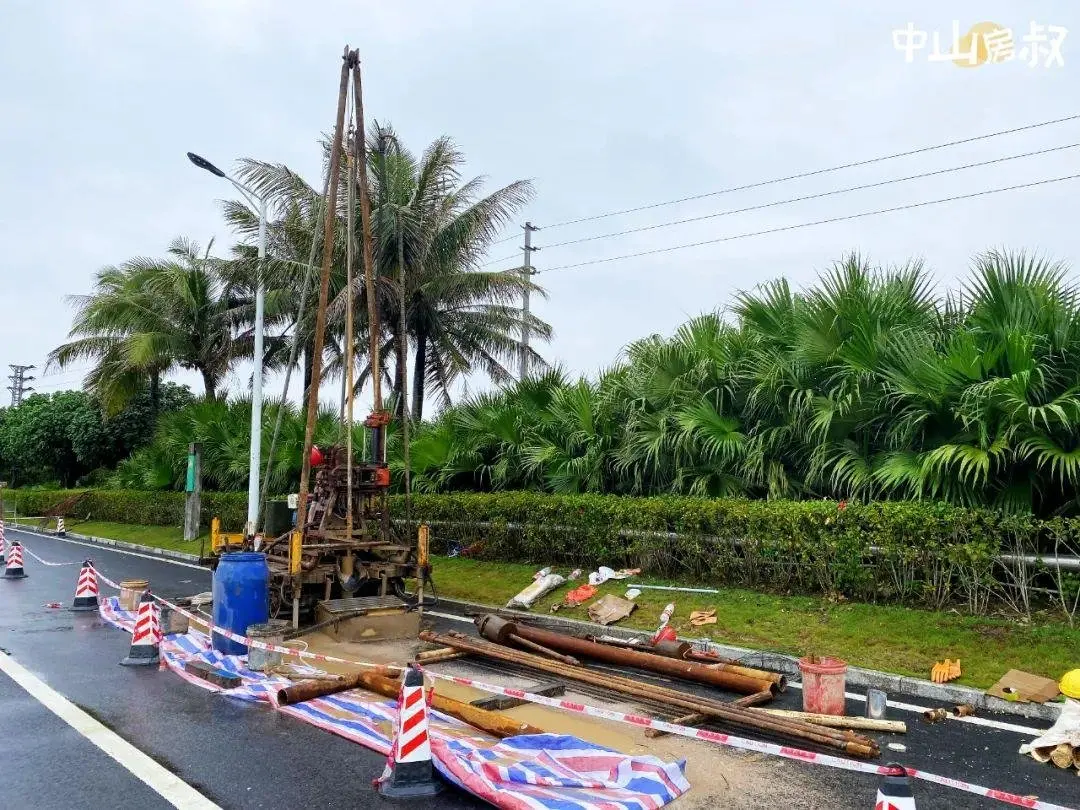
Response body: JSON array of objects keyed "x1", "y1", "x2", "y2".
[{"x1": 2, "y1": 1, "x2": 1077, "y2": 413}]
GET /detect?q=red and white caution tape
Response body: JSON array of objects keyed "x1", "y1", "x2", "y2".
[
  {"x1": 89, "y1": 565, "x2": 123, "y2": 591},
  {"x1": 20, "y1": 545, "x2": 79, "y2": 566},
  {"x1": 420, "y1": 673, "x2": 1071, "y2": 810},
  {"x1": 83, "y1": 566, "x2": 1074, "y2": 810},
  {"x1": 148, "y1": 593, "x2": 395, "y2": 671}
]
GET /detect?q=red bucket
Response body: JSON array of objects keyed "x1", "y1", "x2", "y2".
[{"x1": 798, "y1": 656, "x2": 847, "y2": 716}]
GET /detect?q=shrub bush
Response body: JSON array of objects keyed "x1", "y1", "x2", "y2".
[{"x1": 10, "y1": 488, "x2": 1076, "y2": 614}]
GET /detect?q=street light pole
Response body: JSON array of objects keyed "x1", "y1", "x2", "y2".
[{"x1": 187, "y1": 151, "x2": 267, "y2": 538}]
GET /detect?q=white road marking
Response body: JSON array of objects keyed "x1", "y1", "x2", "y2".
[
  {"x1": 0, "y1": 650, "x2": 220, "y2": 809},
  {"x1": 8, "y1": 527, "x2": 208, "y2": 573},
  {"x1": 427, "y1": 610, "x2": 1043, "y2": 735}
]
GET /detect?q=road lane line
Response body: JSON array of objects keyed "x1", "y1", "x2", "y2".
[
  {"x1": 427, "y1": 610, "x2": 1042, "y2": 735},
  {"x1": 0, "y1": 650, "x2": 220, "y2": 809},
  {"x1": 8, "y1": 527, "x2": 208, "y2": 572}
]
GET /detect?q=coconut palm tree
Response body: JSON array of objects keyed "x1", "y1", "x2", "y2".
[
  {"x1": 49, "y1": 238, "x2": 248, "y2": 409},
  {"x1": 230, "y1": 123, "x2": 551, "y2": 422}
]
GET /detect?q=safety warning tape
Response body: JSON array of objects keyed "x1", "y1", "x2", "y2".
[
  {"x1": 82, "y1": 565, "x2": 1072, "y2": 809},
  {"x1": 421, "y1": 673, "x2": 1071, "y2": 810},
  {"x1": 145, "y1": 592, "x2": 394, "y2": 671},
  {"x1": 20, "y1": 545, "x2": 79, "y2": 567},
  {"x1": 89, "y1": 566, "x2": 123, "y2": 591}
]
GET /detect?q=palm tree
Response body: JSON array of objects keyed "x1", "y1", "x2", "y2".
[
  {"x1": 49, "y1": 238, "x2": 247, "y2": 408},
  {"x1": 231, "y1": 123, "x2": 551, "y2": 422}
]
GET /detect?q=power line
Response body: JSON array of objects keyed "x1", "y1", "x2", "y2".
[
  {"x1": 541, "y1": 113, "x2": 1080, "y2": 231},
  {"x1": 478, "y1": 252, "x2": 523, "y2": 268},
  {"x1": 541, "y1": 172, "x2": 1080, "y2": 274},
  {"x1": 540, "y1": 143, "x2": 1080, "y2": 251}
]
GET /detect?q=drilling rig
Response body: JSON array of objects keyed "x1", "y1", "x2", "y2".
[{"x1": 207, "y1": 47, "x2": 429, "y2": 633}]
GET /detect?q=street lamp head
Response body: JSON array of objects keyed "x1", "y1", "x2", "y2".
[{"x1": 187, "y1": 151, "x2": 226, "y2": 178}]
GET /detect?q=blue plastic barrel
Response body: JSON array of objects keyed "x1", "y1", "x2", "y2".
[{"x1": 212, "y1": 552, "x2": 270, "y2": 655}]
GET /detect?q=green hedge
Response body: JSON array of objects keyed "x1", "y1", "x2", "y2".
[
  {"x1": 399, "y1": 492, "x2": 1077, "y2": 614},
  {"x1": 8, "y1": 488, "x2": 247, "y2": 531},
  {"x1": 10, "y1": 488, "x2": 1078, "y2": 614}
]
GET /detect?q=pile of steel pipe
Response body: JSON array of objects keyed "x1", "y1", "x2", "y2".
[
  {"x1": 421, "y1": 630, "x2": 879, "y2": 759},
  {"x1": 477, "y1": 615, "x2": 778, "y2": 696}
]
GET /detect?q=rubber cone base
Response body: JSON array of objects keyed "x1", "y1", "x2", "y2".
[
  {"x1": 4, "y1": 568, "x2": 27, "y2": 579},
  {"x1": 377, "y1": 761, "x2": 444, "y2": 799},
  {"x1": 71, "y1": 596, "x2": 100, "y2": 612},
  {"x1": 120, "y1": 644, "x2": 160, "y2": 667}
]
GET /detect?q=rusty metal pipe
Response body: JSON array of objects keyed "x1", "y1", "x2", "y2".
[
  {"x1": 415, "y1": 647, "x2": 469, "y2": 664},
  {"x1": 649, "y1": 641, "x2": 787, "y2": 690},
  {"x1": 423, "y1": 631, "x2": 877, "y2": 758},
  {"x1": 275, "y1": 665, "x2": 402, "y2": 705},
  {"x1": 509, "y1": 633, "x2": 580, "y2": 666},
  {"x1": 477, "y1": 615, "x2": 775, "y2": 697}
]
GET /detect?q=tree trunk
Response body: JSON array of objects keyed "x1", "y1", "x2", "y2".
[
  {"x1": 411, "y1": 333, "x2": 427, "y2": 423},
  {"x1": 149, "y1": 370, "x2": 160, "y2": 414},
  {"x1": 201, "y1": 370, "x2": 217, "y2": 401},
  {"x1": 302, "y1": 346, "x2": 314, "y2": 399}
]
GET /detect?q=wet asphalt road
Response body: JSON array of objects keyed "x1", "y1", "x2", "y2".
[{"x1": 0, "y1": 526, "x2": 1075, "y2": 809}]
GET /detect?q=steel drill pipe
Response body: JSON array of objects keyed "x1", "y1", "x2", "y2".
[
  {"x1": 275, "y1": 665, "x2": 402, "y2": 705},
  {"x1": 477, "y1": 615, "x2": 776, "y2": 697},
  {"x1": 439, "y1": 631, "x2": 878, "y2": 758},
  {"x1": 358, "y1": 672, "x2": 546, "y2": 738},
  {"x1": 421, "y1": 631, "x2": 878, "y2": 758},
  {"x1": 648, "y1": 640, "x2": 788, "y2": 690}
]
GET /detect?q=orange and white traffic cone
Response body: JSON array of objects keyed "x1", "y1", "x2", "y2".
[
  {"x1": 4, "y1": 541, "x2": 27, "y2": 579},
  {"x1": 120, "y1": 591, "x2": 161, "y2": 667},
  {"x1": 56, "y1": 517, "x2": 66, "y2": 537},
  {"x1": 375, "y1": 664, "x2": 443, "y2": 798},
  {"x1": 70, "y1": 561, "x2": 99, "y2": 612},
  {"x1": 875, "y1": 764, "x2": 916, "y2": 809}
]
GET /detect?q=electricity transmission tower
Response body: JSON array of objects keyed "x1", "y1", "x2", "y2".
[{"x1": 7, "y1": 364, "x2": 35, "y2": 406}]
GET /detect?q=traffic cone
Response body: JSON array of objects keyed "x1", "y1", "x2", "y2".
[
  {"x1": 375, "y1": 664, "x2": 443, "y2": 798},
  {"x1": 875, "y1": 764, "x2": 916, "y2": 809},
  {"x1": 57, "y1": 517, "x2": 66, "y2": 537},
  {"x1": 70, "y1": 561, "x2": 99, "y2": 612},
  {"x1": 4, "y1": 541, "x2": 27, "y2": 579},
  {"x1": 120, "y1": 591, "x2": 161, "y2": 667}
]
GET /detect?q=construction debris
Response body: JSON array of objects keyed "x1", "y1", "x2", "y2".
[
  {"x1": 422, "y1": 630, "x2": 880, "y2": 759},
  {"x1": 587, "y1": 594, "x2": 637, "y2": 625},
  {"x1": 987, "y1": 669, "x2": 1060, "y2": 704},
  {"x1": 689, "y1": 608, "x2": 717, "y2": 626},
  {"x1": 952, "y1": 703, "x2": 976, "y2": 717},
  {"x1": 923, "y1": 708, "x2": 948, "y2": 723},
  {"x1": 551, "y1": 583, "x2": 597, "y2": 613},
  {"x1": 506, "y1": 573, "x2": 566, "y2": 610}
]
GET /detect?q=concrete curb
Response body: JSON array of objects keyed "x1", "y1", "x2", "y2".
[
  {"x1": 9, "y1": 522, "x2": 204, "y2": 564},
  {"x1": 435, "y1": 596, "x2": 1062, "y2": 723}
]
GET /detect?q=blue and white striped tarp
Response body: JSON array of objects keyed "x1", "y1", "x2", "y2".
[{"x1": 98, "y1": 597, "x2": 690, "y2": 809}]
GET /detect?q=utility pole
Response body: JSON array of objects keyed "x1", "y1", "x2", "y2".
[
  {"x1": 7, "y1": 365, "x2": 35, "y2": 406},
  {"x1": 519, "y1": 222, "x2": 539, "y2": 380}
]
